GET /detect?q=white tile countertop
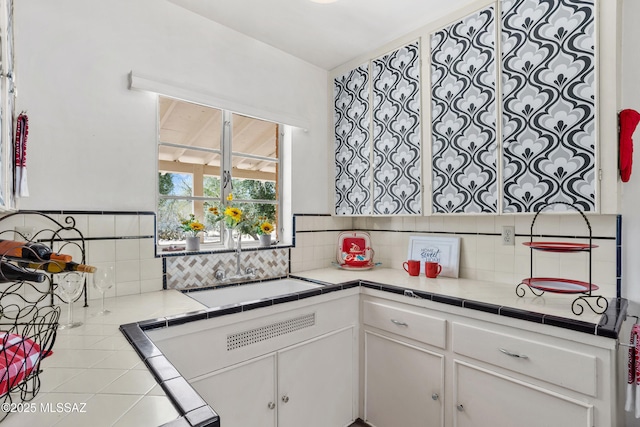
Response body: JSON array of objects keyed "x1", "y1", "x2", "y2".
[
  {"x1": 292, "y1": 267, "x2": 609, "y2": 324},
  {"x1": 4, "y1": 267, "x2": 622, "y2": 426},
  {"x1": 1, "y1": 291, "x2": 206, "y2": 427}
]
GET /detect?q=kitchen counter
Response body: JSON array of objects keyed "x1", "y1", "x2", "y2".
[
  {"x1": 291, "y1": 267, "x2": 626, "y2": 338},
  {"x1": 17, "y1": 267, "x2": 623, "y2": 427}
]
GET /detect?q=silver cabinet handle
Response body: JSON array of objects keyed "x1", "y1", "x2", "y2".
[
  {"x1": 390, "y1": 319, "x2": 408, "y2": 327},
  {"x1": 268, "y1": 402, "x2": 275, "y2": 410},
  {"x1": 281, "y1": 395, "x2": 290, "y2": 403},
  {"x1": 457, "y1": 404, "x2": 464, "y2": 412},
  {"x1": 499, "y1": 348, "x2": 529, "y2": 359},
  {"x1": 432, "y1": 393, "x2": 439, "y2": 401}
]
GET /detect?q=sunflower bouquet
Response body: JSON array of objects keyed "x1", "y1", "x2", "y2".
[
  {"x1": 255, "y1": 216, "x2": 275, "y2": 236},
  {"x1": 180, "y1": 214, "x2": 206, "y2": 237},
  {"x1": 207, "y1": 194, "x2": 249, "y2": 230}
]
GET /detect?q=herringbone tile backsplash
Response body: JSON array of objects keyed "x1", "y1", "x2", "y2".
[{"x1": 164, "y1": 249, "x2": 289, "y2": 290}]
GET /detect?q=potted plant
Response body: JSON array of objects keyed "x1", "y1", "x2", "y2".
[
  {"x1": 255, "y1": 217, "x2": 275, "y2": 247},
  {"x1": 180, "y1": 214, "x2": 205, "y2": 251}
]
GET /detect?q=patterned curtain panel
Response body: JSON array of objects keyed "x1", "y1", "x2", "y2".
[
  {"x1": 501, "y1": 0, "x2": 596, "y2": 213},
  {"x1": 372, "y1": 42, "x2": 422, "y2": 215},
  {"x1": 430, "y1": 6, "x2": 498, "y2": 213},
  {"x1": 334, "y1": 64, "x2": 372, "y2": 215}
]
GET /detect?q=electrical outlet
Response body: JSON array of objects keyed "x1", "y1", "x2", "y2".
[
  {"x1": 502, "y1": 226, "x2": 515, "y2": 246},
  {"x1": 14, "y1": 226, "x2": 36, "y2": 241}
]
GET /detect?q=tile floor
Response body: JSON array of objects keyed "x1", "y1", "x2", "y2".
[{"x1": 1, "y1": 290, "x2": 206, "y2": 427}]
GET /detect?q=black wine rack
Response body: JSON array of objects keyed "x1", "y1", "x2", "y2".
[{"x1": 0, "y1": 211, "x2": 89, "y2": 421}]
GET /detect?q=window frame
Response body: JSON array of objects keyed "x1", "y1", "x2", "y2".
[{"x1": 157, "y1": 99, "x2": 283, "y2": 250}]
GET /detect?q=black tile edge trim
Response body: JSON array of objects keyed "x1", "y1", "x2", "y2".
[
  {"x1": 138, "y1": 317, "x2": 168, "y2": 330},
  {"x1": 320, "y1": 284, "x2": 344, "y2": 294},
  {"x1": 185, "y1": 405, "x2": 220, "y2": 427},
  {"x1": 345, "y1": 228, "x2": 616, "y2": 240},
  {"x1": 462, "y1": 300, "x2": 501, "y2": 315},
  {"x1": 497, "y1": 307, "x2": 545, "y2": 324},
  {"x1": 297, "y1": 288, "x2": 323, "y2": 300},
  {"x1": 120, "y1": 322, "x2": 220, "y2": 427},
  {"x1": 146, "y1": 355, "x2": 181, "y2": 383},
  {"x1": 161, "y1": 376, "x2": 208, "y2": 413},
  {"x1": 206, "y1": 305, "x2": 243, "y2": 318},
  {"x1": 432, "y1": 294, "x2": 465, "y2": 307},
  {"x1": 242, "y1": 299, "x2": 274, "y2": 311},
  {"x1": 596, "y1": 298, "x2": 628, "y2": 339},
  {"x1": 159, "y1": 244, "x2": 293, "y2": 258},
  {"x1": 378, "y1": 284, "x2": 410, "y2": 296},
  {"x1": 293, "y1": 213, "x2": 332, "y2": 217},
  {"x1": 19, "y1": 209, "x2": 156, "y2": 215},
  {"x1": 181, "y1": 276, "x2": 290, "y2": 294},
  {"x1": 542, "y1": 314, "x2": 597, "y2": 335},
  {"x1": 166, "y1": 310, "x2": 208, "y2": 327},
  {"x1": 360, "y1": 281, "x2": 383, "y2": 291}
]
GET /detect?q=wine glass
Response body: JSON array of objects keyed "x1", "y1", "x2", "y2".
[
  {"x1": 92, "y1": 265, "x2": 115, "y2": 316},
  {"x1": 58, "y1": 272, "x2": 85, "y2": 329}
]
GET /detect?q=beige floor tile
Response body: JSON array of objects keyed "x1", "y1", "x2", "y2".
[
  {"x1": 53, "y1": 368, "x2": 127, "y2": 394},
  {"x1": 112, "y1": 396, "x2": 179, "y2": 427},
  {"x1": 99, "y1": 370, "x2": 157, "y2": 395}
]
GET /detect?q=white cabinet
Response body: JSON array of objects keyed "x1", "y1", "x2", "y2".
[
  {"x1": 362, "y1": 300, "x2": 445, "y2": 427},
  {"x1": 360, "y1": 292, "x2": 617, "y2": 427},
  {"x1": 453, "y1": 361, "x2": 592, "y2": 427},
  {"x1": 192, "y1": 327, "x2": 355, "y2": 427},
  {"x1": 334, "y1": 41, "x2": 422, "y2": 216},
  {"x1": 364, "y1": 332, "x2": 443, "y2": 427},
  {"x1": 193, "y1": 354, "x2": 277, "y2": 427},
  {"x1": 278, "y1": 327, "x2": 354, "y2": 427},
  {"x1": 429, "y1": 0, "x2": 621, "y2": 214}
]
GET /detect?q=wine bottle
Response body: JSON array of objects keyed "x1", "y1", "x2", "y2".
[
  {"x1": 0, "y1": 239, "x2": 72, "y2": 262},
  {"x1": 18, "y1": 260, "x2": 96, "y2": 274},
  {"x1": 0, "y1": 261, "x2": 45, "y2": 283}
]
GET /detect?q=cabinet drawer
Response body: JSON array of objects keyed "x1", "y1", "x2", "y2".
[
  {"x1": 362, "y1": 301, "x2": 446, "y2": 349},
  {"x1": 452, "y1": 322, "x2": 596, "y2": 396}
]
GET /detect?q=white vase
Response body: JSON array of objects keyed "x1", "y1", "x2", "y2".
[
  {"x1": 186, "y1": 236, "x2": 200, "y2": 251},
  {"x1": 259, "y1": 234, "x2": 271, "y2": 247},
  {"x1": 225, "y1": 229, "x2": 235, "y2": 250}
]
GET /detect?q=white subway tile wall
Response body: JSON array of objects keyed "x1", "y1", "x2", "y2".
[
  {"x1": 1, "y1": 212, "x2": 618, "y2": 301},
  {"x1": 291, "y1": 214, "x2": 619, "y2": 298}
]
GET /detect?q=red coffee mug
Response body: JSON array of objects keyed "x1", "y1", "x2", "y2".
[
  {"x1": 425, "y1": 261, "x2": 442, "y2": 278},
  {"x1": 403, "y1": 260, "x2": 420, "y2": 276}
]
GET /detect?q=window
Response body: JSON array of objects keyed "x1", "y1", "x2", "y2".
[{"x1": 157, "y1": 96, "x2": 280, "y2": 247}]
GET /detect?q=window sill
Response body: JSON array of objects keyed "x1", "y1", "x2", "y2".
[{"x1": 156, "y1": 242, "x2": 292, "y2": 258}]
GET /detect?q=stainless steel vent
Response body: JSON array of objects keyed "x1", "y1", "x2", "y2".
[{"x1": 227, "y1": 313, "x2": 316, "y2": 351}]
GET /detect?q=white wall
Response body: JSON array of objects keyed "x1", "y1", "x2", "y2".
[
  {"x1": 621, "y1": 0, "x2": 640, "y2": 307},
  {"x1": 13, "y1": 0, "x2": 329, "y2": 214}
]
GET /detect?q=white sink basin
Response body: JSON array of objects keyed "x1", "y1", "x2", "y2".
[{"x1": 185, "y1": 279, "x2": 322, "y2": 308}]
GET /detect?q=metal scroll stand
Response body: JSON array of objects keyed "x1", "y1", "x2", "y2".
[{"x1": 515, "y1": 201, "x2": 609, "y2": 316}]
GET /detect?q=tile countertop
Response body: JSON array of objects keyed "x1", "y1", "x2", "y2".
[
  {"x1": 7, "y1": 267, "x2": 625, "y2": 427},
  {"x1": 291, "y1": 267, "x2": 626, "y2": 337},
  {"x1": 1, "y1": 291, "x2": 206, "y2": 427}
]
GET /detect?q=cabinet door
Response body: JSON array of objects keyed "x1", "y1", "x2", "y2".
[
  {"x1": 364, "y1": 331, "x2": 444, "y2": 427},
  {"x1": 501, "y1": 0, "x2": 596, "y2": 213},
  {"x1": 334, "y1": 63, "x2": 372, "y2": 215},
  {"x1": 190, "y1": 354, "x2": 277, "y2": 427},
  {"x1": 372, "y1": 41, "x2": 422, "y2": 215},
  {"x1": 454, "y1": 361, "x2": 592, "y2": 427},
  {"x1": 277, "y1": 327, "x2": 354, "y2": 427},
  {"x1": 430, "y1": 5, "x2": 498, "y2": 214}
]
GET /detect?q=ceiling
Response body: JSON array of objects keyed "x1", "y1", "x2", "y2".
[
  {"x1": 158, "y1": 97, "x2": 278, "y2": 181},
  {"x1": 167, "y1": 0, "x2": 479, "y2": 69}
]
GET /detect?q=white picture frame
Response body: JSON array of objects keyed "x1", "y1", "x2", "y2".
[{"x1": 407, "y1": 236, "x2": 461, "y2": 278}]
